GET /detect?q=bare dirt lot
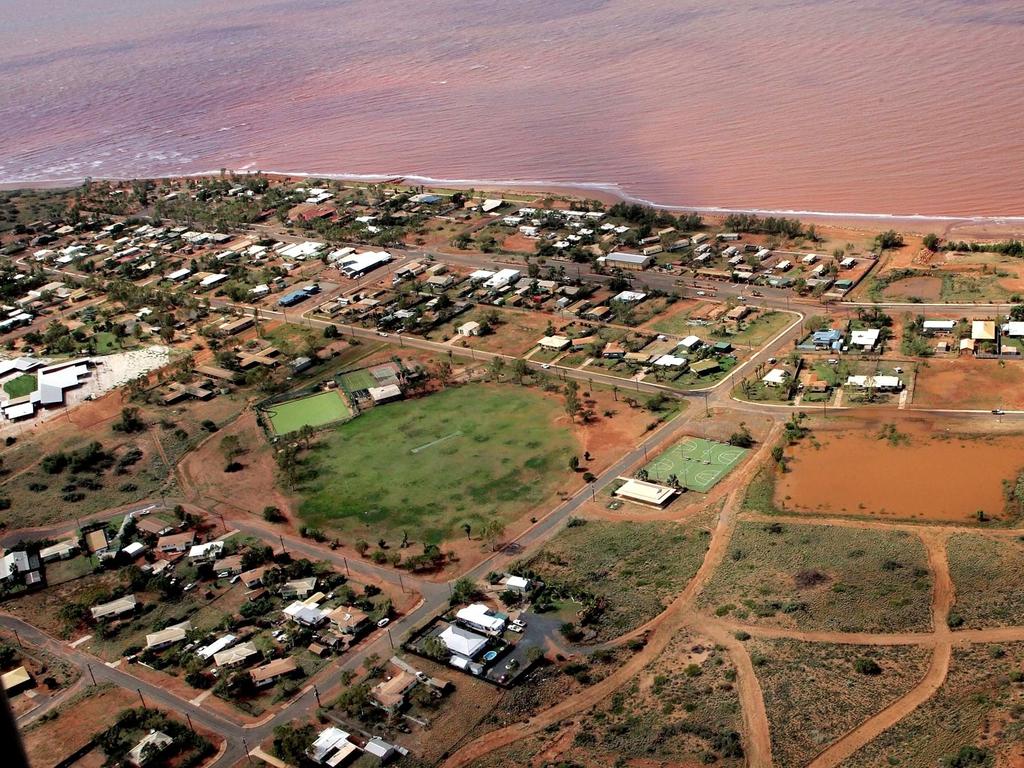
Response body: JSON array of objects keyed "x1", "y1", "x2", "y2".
[
  {"x1": 913, "y1": 358, "x2": 1024, "y2": 411},
  {"x1": 881, "y1": 276, "x2": 943, "y2": 301},
  {"x1": 776, "y1": 419, "x2": 1024, "y2": 523}
]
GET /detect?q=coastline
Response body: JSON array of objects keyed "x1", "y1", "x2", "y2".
[{"x1": 3, "y1": 167, "x2": 1024, "y2": 238}]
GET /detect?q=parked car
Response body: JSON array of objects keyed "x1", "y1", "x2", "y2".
[
  {"x1": 512, "y1": 617, "x2": 527, "y2": 628},
  {"x1": 376, "y1": 617, "x2": 391, "y2": 628},
  {"x1": 508, "y1": 624, "x2": 523, "y2": 634}
]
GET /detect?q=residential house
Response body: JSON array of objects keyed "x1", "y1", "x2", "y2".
[
  {"x1": 455, "y1": 603, "x2": 506, "y2": 635},
  {"x1": 250, "y1": 656, "x2": 299, "y2": 687},
  {"x1": 38, "y1": 539, "x2": 79, "y2": 563},
  {"x1": 214, "y1": 642, "x2": 259, "y2": 669},
  {"x1": 127, "y1": 731, "x2": 173, "y2": 767},
  {"x1": 281, "y1": 576, "x2": 318, "y2": 599},
  {"x1": 146, "y1": 621, "x2": 191, "y2": 651},
  {"x1": 188, "y1": 541, "x2": 224, "y2": 564},
  {"x1": 90, "y1": 594, "x2": 137, "y2": 621},
  {"x1": 762, "y1": 368, "x2": 790, "y2": 387},
  {"x1": 372, "y1": 668, "x2": 418, "y2": 714},
  {"x1": 157, "y1": 531, "x2": 195, "y2": 554},
  {"x1": 327, "y1": 606, "x2": 370, "y2": 636}
]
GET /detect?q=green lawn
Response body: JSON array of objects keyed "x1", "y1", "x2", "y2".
[
  {"x1": 3, "y1": 374, "x2": 36, "y2": 398},
  {"x1": 338, "y1": 369, "x2": 376, "y2": 394},
  {"x1": 711, "y1": 310, "x2": 794, "y2": 348},
  {"x1": 297, "y1": 384, "x2": 577, "y2": 544},
  {"x1": 266, "y1": 391, "x2": 351, "y2": 435}
]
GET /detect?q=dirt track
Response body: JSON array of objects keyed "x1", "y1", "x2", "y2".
[
  {"x1": 444, "y1": 428, "x2": 1024, "y2": 768},
  {"x1": 442, "y1": 428, "x2": 783, "y2": 768}
]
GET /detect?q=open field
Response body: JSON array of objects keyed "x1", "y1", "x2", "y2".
[
  {"x1": 748, "y1": 638, "x2": 932, "y2": 767},
  {"x1": 572, "y1": 629, "x2": 744, "y2": 765},
  {"x1": 297, "y1": 383, "x2": 577, "y2": 544},
  {"x1": 947, "y1": 534, "x2": 1024, "y2": 629},
  {"x1": 698, "y1": 521, "x2": 932, "y2": 633},
  {"x1": 776, "y1": 420, "x2": 1024, "y2": 523},
  {"x1": 914, "y1": 357, "x2": 1024, "y2": 411},
  {"x1": 0, "y1": 388, "x2": 248, "y2": 528},
  {"x1": 712, "y1": 310, "x2": 794, "y2": 349},
  {"x1": 846, "y1": 643, "x2": 1024, "y2": 768},
  {"x1": 21, "y1": 684, "x2": 139, "y2": 768},
  {"x1": 517, "y1": 515, "x2": 713, "y2": 642},
  {"x1": 644, "y1": 437, "x2": 748, "y2": 492},
  {"x1": 265, "y1": 390, "x2": 351, "y2": 434}
]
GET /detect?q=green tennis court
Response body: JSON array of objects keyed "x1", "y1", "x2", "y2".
[
  {"x1": 338, "y1": 369, "x2": 376, "y2": 393},
  {"x1": 266, "y1": 391, "x2": 351, "y2": 435},
  {"x1": 643, "y1": 437, "x2": 748, "y2": 492}
]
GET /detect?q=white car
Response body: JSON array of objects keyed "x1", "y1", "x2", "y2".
[
  {"x1": 512, "y1": 617, "x2": 527, "y2": 628},
  {"x1": 696, "y1": 290, "x2": 706, "y2": 296},
  {"x1": 541, "y1": 363, "x2": 551, "y2": 370},
  {"x1": 507, "y1": 624, "x2": 523, "y2": 634},
  {"x1": 376, "y1": 617, "x2": 391, "y2": 628}
]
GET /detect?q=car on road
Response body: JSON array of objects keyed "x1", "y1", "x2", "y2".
[
  {"x1": 377, "y1": 331, "x2": 389, "y2": 337},
  {"x1": 696, "y1": 290, "x2": 706, "y2": 296},
  {"x1": 992, "y1": 409, "x2": 1005, "y2": 415},
  {"x1": 541, "y1": 363, "x2": 551, "y2": 369},
  {"x1": 751, "y1": 290, "x2": 763, "y2": 297},
  {"x1": 827, "y1": 358, "x2": 840, "y2": 365},
  {"x1": 507, "y1": 624, "x2": 523, "y2": 633},
  {"x1": 376, "y1": 618, "x2": 391, "y2": 628},
  {"x1": 767, "y1": 357, "x2": 777, "y2": 364},
  {"x1": 737, "y1": 295, "x2": 747, "y2": 302}
]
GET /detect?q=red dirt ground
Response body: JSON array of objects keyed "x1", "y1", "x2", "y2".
[
  {"x1": 913, "y1": 358, "x2": 1024, "y2": 411},
  {"x1": 776, "y1": 418, "x2": 1024, "y2": 522}
]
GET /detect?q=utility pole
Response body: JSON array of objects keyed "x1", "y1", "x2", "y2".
[
  {"x1": 704, "y1": 391, "x2": 710, "y2": 417},
  {"x1": 279, "y1": 535, "x2": 287, "y2": 554},
  {"x1": 313, "y1": 684, "x2": 321, "y2": 706},
  {"x1": 242, "y1": 738, "x2": 252, "y2": 765},
  {"x1": 186, "y1": 713, "x2": 194, "y2": 732},
  {"x1": 343, "y1": 557, "x2": 350, "y2": 577},
  {"x1": 87, "y1": 664, "x2": 96, "y2": 686},
  {"x1": 137, "y1": 688, "x2": 146, "y2": 709},
  {"x1": 387, "y1": 629, "x2": 394, "y2": 650}
]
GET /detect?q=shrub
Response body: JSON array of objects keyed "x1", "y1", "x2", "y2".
[{"x1": 854, "y1": 657, "x2": 882, "y2": 675}]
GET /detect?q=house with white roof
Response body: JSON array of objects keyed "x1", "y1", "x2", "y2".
[
  {"x1": 850, "y1": 328, "x2": 880, "y2": 349},
  {"x1": 455, "y1": 603, "x2": 506, "y2": 635}
]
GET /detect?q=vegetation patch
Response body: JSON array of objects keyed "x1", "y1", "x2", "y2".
[
  {"x1": 749, "y1": 638, "x2": 931, "y2": 767},
  {"x1": 698, "y1": 521, "x2": 932, "y2": 633},
  {"x1": 846, "y1": 644, "x2": 1024, "y2": 768},
  {"x1": 512, "y1": 515, "x2": 713, "y2": 642},
  {"x1": 947, "y1": 534, "x2": 1024, "y2": 629}
]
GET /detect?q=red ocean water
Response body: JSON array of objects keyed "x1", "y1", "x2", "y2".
[{"x1": 2, "y1": 0, "x2": 1023, "y2": 218}]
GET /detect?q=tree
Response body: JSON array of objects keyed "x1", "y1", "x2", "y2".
[
  {"x1": 509, "y1": 358, "x2": 530, "y2": 384},
  {"x1": 875, "y1": 230, "x2": 904, "y2": 250},
  {"x1": 421, "y1": 635, "x2": 449, "y2": 661},
  {"x1": 568, "y1": 455, "x2": 580, "y2": 472},
  {"x1": 272, "y1": 723, "x2": 316, "y2": 764},
  {"x1": 262, "y1": 506, "x2": 285, "y2": 523},
  {"x1": 450, "y1": 577, "x2": 481, "y2": 605},
  {"x1": 480, "y1": 520, "x2": 505, "y2": 550},
  {"x1": 564, "y1": 383, "x2": 581, "y2": 422},
  {"x1": 923, "y1": 233, "x2": 940, "y2": 251},
  {"x1": 462, "y1": 522, "x2": 472, "y2": 540},
  {"x1": 434, "y1": 360, "x2": 453, "y2": 388},
  {"x1": 354, "y1": 539, "x2": 369, "y2": 556},
  {"x1": 112, "y1": 406, "x2": 146, "y2": 433},
  {"x1": 728, "y1": 422, "x2": 754, "y2": 448}
]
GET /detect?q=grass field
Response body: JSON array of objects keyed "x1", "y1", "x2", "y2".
[
  {"x1": 644, "y1": 437, "x2": 748, "y2": 492},
  {"x1": 518, "y1": 514, "x2": 714, "y2": 642},
  {"x1": 3, "y1": 373, "x2": 36, "y2": 398},
  {"x1": 947, "y1": 534, "x2": 1024, "y2": 629},
  {"x1": 749, "y1": 638, "x2": 931, "y2": 767},
  {"x1": 846, "y1": 643, "x2": 1024, "y2": 768},
  {"x1": 266, "y1": 391, "x2": 351, "y2": 434},
  {"x1": 297, "y1": 384, "x2": 576, "y2": 544},
  {"x1": 698, "y1": 521, "x2": 932, "y2": 633}
]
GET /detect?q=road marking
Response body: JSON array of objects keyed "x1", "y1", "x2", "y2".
[
  {"x1": 410, "y1": 431, "x2": 462, "y2": 454},
  {"x1": 69, "y1": 635, "x2": 91, "y2": 648}
]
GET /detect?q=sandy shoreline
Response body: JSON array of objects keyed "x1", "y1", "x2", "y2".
[{"x1": 3, "y1": 169, "x2": 1023, "y2": 237}]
